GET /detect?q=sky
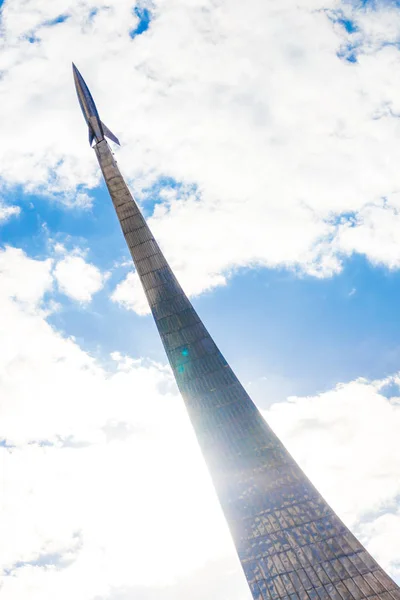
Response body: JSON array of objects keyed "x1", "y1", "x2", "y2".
[{"x1": 0, "y1": 0, "x2": 400, "y2": 598}]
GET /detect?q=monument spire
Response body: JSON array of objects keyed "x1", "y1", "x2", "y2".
[{"x1": 73, "y1": 64, "x2": 400, "y2": 600}]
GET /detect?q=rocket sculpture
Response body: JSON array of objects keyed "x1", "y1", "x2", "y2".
[{"x1": 73, "y1": 64, "x2": 400, "y2": 600}]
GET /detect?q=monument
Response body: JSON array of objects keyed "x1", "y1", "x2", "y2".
[{"x1": 73, "y1": 63, "x2": 400, "y2": 600}]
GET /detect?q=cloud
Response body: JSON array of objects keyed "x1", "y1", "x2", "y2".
[
  {"x1": 335, "y1": 199, "x2": 400, "y2": 269},
  {"x1": 0, "y1": 200, "x2": 20, "y2": 223},
  {"x1": 97, "y1": 558, "x2": 252, "y2": 600},
  {"x1": 54, "y1": 254, "x2": 108, "y2": 302},
  {"x1": 0, "y1": 245, "x2": 53, "y2": 309},
  {"x1": 2, "y1": 0, "x2": 400, "y2": 298},
  {"x1": 111, "y1": 270, "x2": 150, "y2": 315},
  {"x1": 62, "y1": 191, "x2": 93, "y2": 210},
  {"x1": 0, "y1": 243, "x2": 108, "y2": 310},
  {"x1": 362, "y1": 511, "x2": 400, "y2": 578}
]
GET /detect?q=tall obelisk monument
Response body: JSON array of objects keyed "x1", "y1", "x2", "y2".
[{"x1": 73, "y1": 64, "x2": 400, "y2": 600}]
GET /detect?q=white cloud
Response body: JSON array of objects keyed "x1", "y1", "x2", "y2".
[
  {"x1": 62, "y1": 191, "x2": 93, "y2": 210},
  {"x1": 0, "y1": 245, "x2": 53, "y2": 309},
  {"x1": 335, "y1": 199, "x2": 400, "y2": 269},
  {"x1": 0, "y1": 200, "x2": 20, "y2": 223},
  {"x1": 111, "y1": 270, "x2": 150, "y2": 315},
  {"x1": 2, "y1": 0, "x2": 400, "y2": 296},
  {"x1": 362, "y1": 511, "x2": 400, "y2": 578},
  {"x1": 54, "y1": 254, "x2": 108, "y2": 302}
]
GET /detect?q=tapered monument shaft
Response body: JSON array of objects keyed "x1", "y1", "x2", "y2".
[{"x1": 94, "y1": 138, "x2": 399, "y2": 600}]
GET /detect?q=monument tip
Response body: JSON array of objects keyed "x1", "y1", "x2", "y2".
[{"x1": 72, "y1": 62, "x2": 120, "y2": 147}]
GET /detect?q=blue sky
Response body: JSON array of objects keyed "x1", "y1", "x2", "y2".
[
  {"x1": 5, "y1": 177, "x2": 400, "y2": 400},
  {"x1": 1, "y1": 0, "x2": 400, "y2": 598}
]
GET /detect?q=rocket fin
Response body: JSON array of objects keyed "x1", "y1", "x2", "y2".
[{"x1": 101, "y1": 121, "x2": 120, "y2": 146}]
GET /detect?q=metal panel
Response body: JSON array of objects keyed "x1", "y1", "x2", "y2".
[
  {"x1": 136, "y1": 253, "x2": 167, "y2": 276},
  {"x1": 132, "y1": 239, "x2": 161, "y2": 261},
  {"x1": 124, "y1": 225, "x2": 153, "y2": 246}
]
